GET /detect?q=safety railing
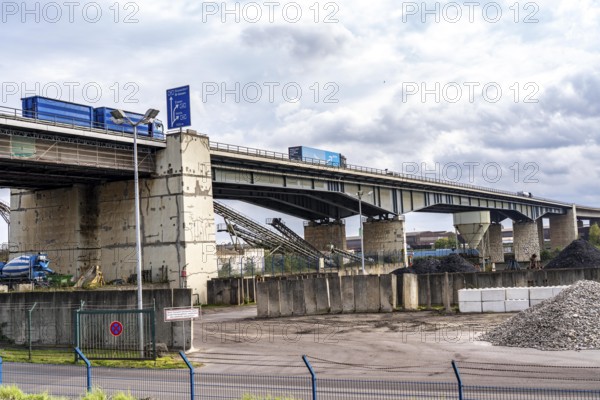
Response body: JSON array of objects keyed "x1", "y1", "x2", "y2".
[
  {"x1": 209, "y1": 141, "x2": 570, "y2": 206},
  {"x1": 1, "y1": 353, "x2": 600, "y2": 400}
]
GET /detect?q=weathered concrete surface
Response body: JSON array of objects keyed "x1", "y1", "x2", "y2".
[
  {"x1": 10, "y1": 131, "x2": 217, "y2": 304},
  {"x1": 0, "y1": 289, "x2": 191, "y2": 348},
  {"x1": 362, "y1": 217, "x2": 405, "y2": 256},
  {"x1": 379, "y1": 274, "x2": 397, "y2": 312},
  {"x1": 279, "y1": 280, "x2": 295, "y2": 317},
  {"x1": 341, "y1": 276, "x2": 355, "y2": 313},
  {"x1": 487, "y1": 223, "x2": 504, "y2": 263},
  {"x1": 292, "y1": 279, "x2": 306, "y2": 315},
  {"x1": 513, "y1": 220, "x2": 541, "y2": 262},
  {"x1": 304, "y1": 221, "x2": 347, "y2": 251},
  {"x1": 256, "y1": 282, "x2": 269, "y2": 317},
  {"x1": 329, "y1": 276, "x2": 343, "y2": 314},
  {"x1": 315, "y1": 278, "x2": 330, "y2": 314},
  {"x1": 267, "y1": 280, "x2": 281, "y2": 317},
  {"x1": 403, "y1": 274, "x2": 419, "y2": 310},
  {"x1": 549, "y1": 205, "x2": 579, "y2": 250},
  {"x1": 353, "y1": 275, "x2": 368, "y2": 313}
]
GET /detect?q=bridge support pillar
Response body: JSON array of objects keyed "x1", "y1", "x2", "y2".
[
  {"x1": 549, "y1": 205, "x2": 578, "y2": 250},
  {"x1": 304, "y1": 220, "x2": 346, "y2": 251},
  {"x1": 513, "y1": 220, "x2": 541, "y2": 262},
  {"x1": 362, "y1": 217, "x2": 405, "y2": 264},
  {"x1": 10, "y1": 130, "x2": 217, "y2": 303},
  {"x1": 487, "y1": 223, "x2": 504, "y2": 263},
  {"x1": 537, "y1": 218, "x2": 546, "y2": 251}
]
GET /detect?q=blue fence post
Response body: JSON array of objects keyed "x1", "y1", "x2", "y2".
[
  {"x1": 0, "y1": 356, "x2": 3, "y2": 384},
  {"x1": 302, "y1": 355, "x2": 317, "y2": 400},
  {"x1": 180, "y1": 351, "x2": 195, "y2": 400},
  {"x1": 451, "y1": 360, "x2": 463, "y2": 400},
  {"x1": 74, "y1": 347, "x2": 91, "y2": 393}
]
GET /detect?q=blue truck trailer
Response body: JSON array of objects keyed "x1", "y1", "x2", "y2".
[
  {"x1": 21, "y1": 96, "x2": 94, "y2": 128},
  {"x1": 94, "y1": 107, "x2": 165, "y2": 139},
  {"x1": 21, "y1": 96, "x2": 165, "y2": 139},
  {"x1": 288, "y1": 146, "x2": 346, "y2": 167}
]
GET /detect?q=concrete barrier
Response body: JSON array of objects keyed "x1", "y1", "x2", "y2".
[
  {"x1": 458, "y1": 285, "x2": 570, "y2": 313},
  {"x1": 256, "y1": 274, "x2": 396, "y2": 317}
]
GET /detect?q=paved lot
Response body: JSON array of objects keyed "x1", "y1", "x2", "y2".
[{"x1": 190, "y1": 306, "x2": 600, "y2": 390}]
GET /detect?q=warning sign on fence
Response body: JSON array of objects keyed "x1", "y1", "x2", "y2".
[{"x1": 164, "y1": 307, "x2": 199, "y2": 322}]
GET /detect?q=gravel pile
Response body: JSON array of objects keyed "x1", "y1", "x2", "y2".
[
  {"x1": 393, "y1": 254, "x2": 478, "y2": 274},
  {"x1": 544, "y1": 239, "x2": 600, "y2": 269},
  {"x1": 482, "y1": 280, "x2": 600, "y2": 350}
]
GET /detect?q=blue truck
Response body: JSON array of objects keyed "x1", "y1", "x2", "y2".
[
  {"x1": 288, "y1": 146, "x2": 346, "y2": 167},
  {"x1": 0, "y1": 254, "x2": 54, "y2": 285},
  {"x1": 21, "y1": 96, "x2": 165, "y2": 139}
]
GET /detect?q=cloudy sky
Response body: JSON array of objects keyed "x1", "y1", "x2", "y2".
[{"x1": 1, "y1": 0, "x2": 599, "y2": 243}]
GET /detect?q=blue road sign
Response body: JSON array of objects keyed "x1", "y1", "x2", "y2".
[
  {"x1": 166, "y1": 85, "x2": 191, "y2": 130},
  {"x1": 110, "y1": 321, "x2": 123, "y2": 337}
]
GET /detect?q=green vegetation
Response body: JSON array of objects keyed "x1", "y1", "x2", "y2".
[
  {"x1": 540, "y1": 247, "x2": 561, "y2": 262},
  {"x1": 589, "y1": 223, "x2": 600, "y2": 248},
  {"x1": 434, "y1": 234, "x2": 458, "y2": 249},
  {"x1": 0, "y1": 385, "x2": 137, "y2": 400},
  {"x1": 0, "y1": 348, "x2": 200, "y2": 369}
]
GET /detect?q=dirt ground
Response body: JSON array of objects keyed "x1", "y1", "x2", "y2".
[{"x1": 189, "y1": 306, "x2": 600, "y2": 389}]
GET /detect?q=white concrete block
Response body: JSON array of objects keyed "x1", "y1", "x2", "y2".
[
  {"x1": 552, "y1": 286, "x2": 568, "y2": 296},
  {"x1": 505, "y1": 287, "x2": 529, "y2": 300},
  {"x1": 482, "y1": 301, "x2": 505, "y2": 313},
  {"x1": 529, "y1": 287, "x2": 554, "y2": 300},
  {"x1": 459, "y1": 301, "x2": 482, "y2": 313},
  {"x1": 0, "y1": 285, "x2": 7, "y2": 293},
  {"x1": 481, "y1": 288, "x2": 505, "y2": 302},
  {"x1": 458, "y1": 289, "x2": 481, "y2": 302},
  {"x1": 505, "y1": 300, "x2": 529, "y2": 312},
  {"x1": 530, "y1": 299, "x2": 547, "y2": 307}
]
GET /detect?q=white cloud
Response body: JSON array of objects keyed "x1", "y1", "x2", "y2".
[{"x1": 2, "y1": 0, "x2": 600, "y2": 243}]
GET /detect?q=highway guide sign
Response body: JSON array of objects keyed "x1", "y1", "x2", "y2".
[
  {"x1": 164, "y1": 307, "x2": 200, "y2": 322},
  {"x1": 166, "y1": 85, "x2": 191, "y2": 129}
]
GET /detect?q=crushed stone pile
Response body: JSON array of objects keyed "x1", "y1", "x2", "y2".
[
  {"x1": 482, "y1": 280, "x2": 600, "y2": 350},
  {"x1": 544, "y1": 239, "x2": 600, "y2": 269},
  {"x1": 394, "y1": 254, "x2": 478, "y2": 275}
]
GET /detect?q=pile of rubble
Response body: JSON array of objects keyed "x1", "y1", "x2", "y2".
[
  {"x1": 482, "y1": 280, "x2": 600, "y2": 350},
  {"x1": 394, "y1": 254, "x2": 478, "y2": 275},
  {"x1": 544, "y1": 239, "x2": 600, "y2": 269}
]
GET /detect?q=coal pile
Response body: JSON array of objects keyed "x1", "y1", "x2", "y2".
[
  {"x1": 393, "y1": 254, "x2": 477, "y2": 274},
  {"x1": 482, "y1": 280, "x2": 600, "y2": 350},
  {"x1": 544, "y1": 239, "x2": 600, "y2": 269}
]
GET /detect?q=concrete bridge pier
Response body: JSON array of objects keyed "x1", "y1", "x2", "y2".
[
  {"x1": 548, "y1": 205, "x2": 578, "y2": 250},
  {"x1": 362, "y1": 216, "x2": 405, "y2": 265},
  {"x1": 304, "y1": 220, "x2": 347, "y2": 251},
  {"x1": 10, "y1": 130, "x2": 217, "y2": 303},
  {"x1": 487, "y1": 223, "x2": 504, "y2": 263},
  {"x1": 513, "y1": 220, "x2": 541, "y2": 262}
]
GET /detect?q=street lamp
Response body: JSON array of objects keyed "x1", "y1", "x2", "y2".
[
  {"x1": 111, "y1": 108, "x2": 159, "y2": 355},
  {"x1": 356, "y1": 190, "x2": 373, "y2": 275}
]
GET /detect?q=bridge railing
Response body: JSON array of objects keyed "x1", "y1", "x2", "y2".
[
  {"x1": 209, "y1": 141, "x2": 568, "y2": 206},
  {"x1": 0, "y1": 105, "x2": 166, "y2": 143}
]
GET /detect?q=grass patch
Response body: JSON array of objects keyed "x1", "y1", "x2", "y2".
[
  {"x1": 0, "y1": 348, "x2": 201, "y2": 369},
  {"x1": 0, "y1": 385, "x2": 137, "y2": 400}
]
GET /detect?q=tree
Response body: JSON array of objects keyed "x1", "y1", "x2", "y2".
[
  {"x1": 434, "y1": 234, "x2": 458, "y2": 249},
  {"x1": 590, "y1": 223, "x2": 600, "y2": 247}
]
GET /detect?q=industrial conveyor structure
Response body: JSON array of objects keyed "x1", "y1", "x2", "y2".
[
  {"x1": 213, "y1": 202, "x2": 327, "y2": 263},
  {"x1": 329, "y1": 246, "x2": 374, "y2": 264},
  {"x1": 0, "y1": 200, "x2": 9, "y2": 225},
  {"x1": 266, "y1": 218, "x2": 326, "y2": 259}
]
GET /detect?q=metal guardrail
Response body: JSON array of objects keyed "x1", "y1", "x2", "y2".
[
  {"x1": 209, "y1": 141, "x2": 572, "y2": 207},
  {"x1": 0, "y1": 105, "x2": 166, "y2": 143}
]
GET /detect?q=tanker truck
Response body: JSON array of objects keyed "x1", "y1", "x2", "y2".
[{"x1": 0, "y1": 253, "x2": 54, "y2": 285}]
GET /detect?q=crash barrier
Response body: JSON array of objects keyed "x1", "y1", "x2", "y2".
[
  {"x1": 1, "y1": 354, "x2": 600, "y2": 399},
  {"x1": 458, "y1": 285, "x2": 569, "y2": 313},
  {"x1": 256, "y1": 274, "x2": 397, "y2": 317},
  {"x1": 207, "y1": 277, "x2": 256, "y2": 305},
  {"x1": 398, "y1": 266, "x2": 600, "y2": 308}
]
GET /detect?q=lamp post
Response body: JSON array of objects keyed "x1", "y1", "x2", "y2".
[
  {"x1": 356, "y1": 190, "x2": 372, "y2": 275},
  {"x1": 110, "y1": 108, "x2": 159, "y2": 356}
]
